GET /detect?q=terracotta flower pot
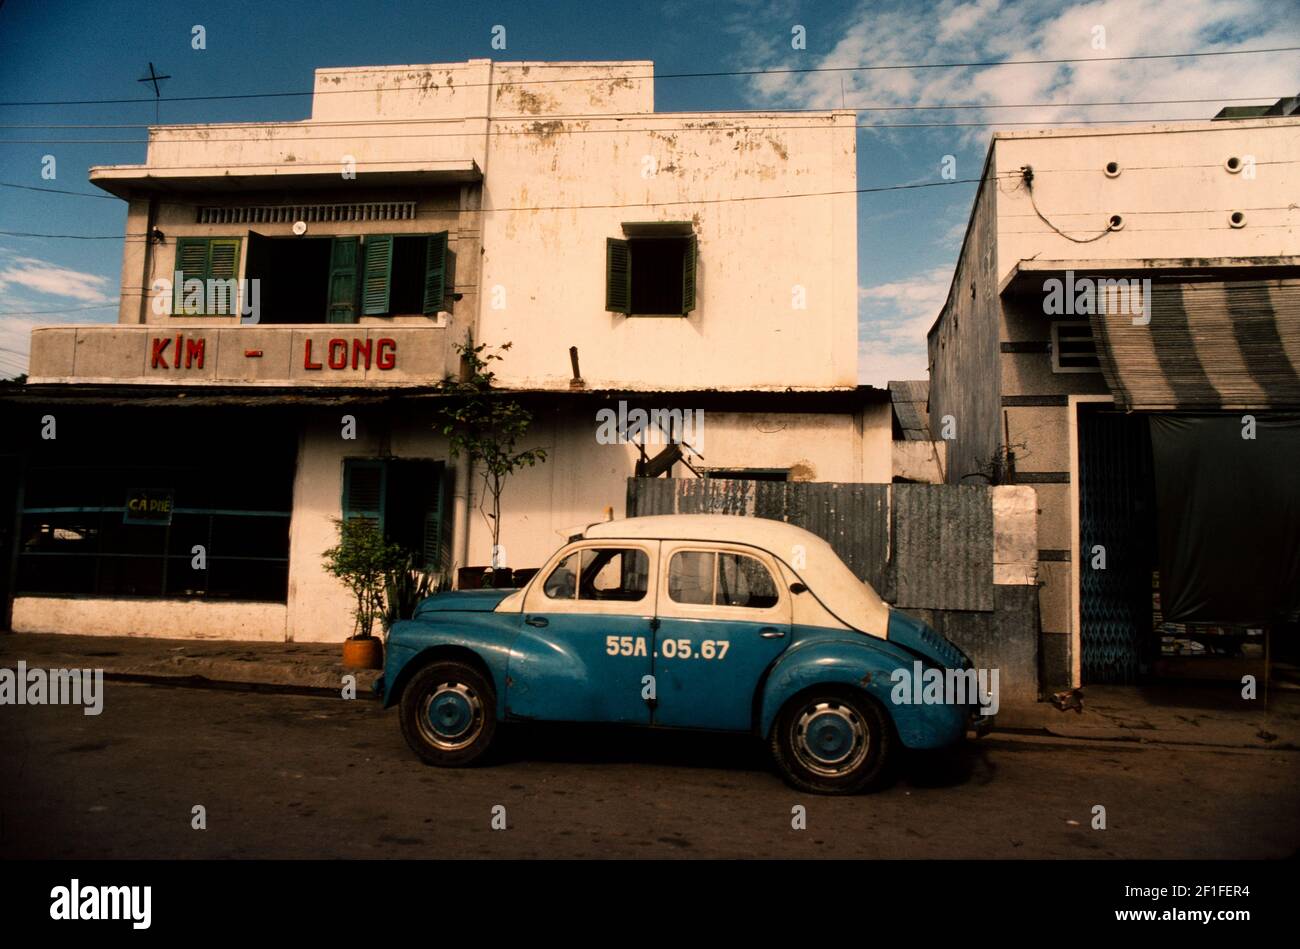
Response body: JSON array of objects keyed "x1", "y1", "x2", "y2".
[{"x1": 343, "y1": 637, "x2": 384, "y2": 669}]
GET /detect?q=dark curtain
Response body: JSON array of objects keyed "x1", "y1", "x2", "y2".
[{"x1": 1149, "y1": 413, "x2": 1300, "y2": 625}]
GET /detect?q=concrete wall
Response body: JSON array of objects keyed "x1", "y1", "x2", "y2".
[
  {"x1": 992, "y1": 119, "x2": 1300, "y2": 279},
  {"x1": 927, "y1": 162, "x2": 1001, "y2": 484},
  {"x1": 12, "y1": 597, "x2": 287, "y2": 641},
  {"x1": 892, "y1": 440, "x2": 946, "y2": 483}
]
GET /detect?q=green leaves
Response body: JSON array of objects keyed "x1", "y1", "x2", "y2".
[
  {"x1": 322, "y1": 517, "x2": 407, "y2": 639},
  {"x1": 435, "y1": 338, "x2": 548, "y2": 555}
]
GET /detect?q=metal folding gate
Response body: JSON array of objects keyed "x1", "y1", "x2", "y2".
[{"x1": 1078, "y1": 407, "x2": 1157, "y2": 683}]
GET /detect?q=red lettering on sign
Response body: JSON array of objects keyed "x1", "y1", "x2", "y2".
[
  {"x1": 352, "y1": 338, "x2": 372, "y2": 370},
  {"x1": 376, "y1": 338, "x2": 396, "y2": 370},
  {"x1": 150, "y1": 337, "x2": 170, "y2": 369},
  {"x1": 185, "y1": 338, "x2": 205, "y2": 369},
  {"x1": 327, "y1": 338, "x2": 348, "y2": 369},
  {"x1": 303, "y1": 339, "x2": 322, "y2": 370},
  {"x1": 175, "y1": 334, "x2": 183, "y2": 370}
]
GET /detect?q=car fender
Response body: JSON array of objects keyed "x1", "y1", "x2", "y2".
[
  {"x1": 757, "y1": 632, "x2": 968, "y2": 750},
  {"x1": 381, "y1": 613, "x2": 519, "y2": 716}
]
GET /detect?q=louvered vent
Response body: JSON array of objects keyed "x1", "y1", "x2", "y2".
[{"x1": 196, "y1": 202, "x2": 417, "y2": 225}]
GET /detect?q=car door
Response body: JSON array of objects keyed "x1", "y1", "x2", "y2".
[
  {"x1": 651, "y1": 542, "x2": 791, "y2": 731},
  {"x1": 506, "y1": 541, "x2": 658, "y2": 725}
]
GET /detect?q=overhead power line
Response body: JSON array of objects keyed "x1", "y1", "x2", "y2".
[
  {"x1": 0, "y1": 46, "x2": 1293, "y2": 107},
  {"x1": 5, "y1": 112, "x2": 1299, "y2": 147},
  {"x1": 0, "y1": 95, "x2": 1282, "y2": 128}
]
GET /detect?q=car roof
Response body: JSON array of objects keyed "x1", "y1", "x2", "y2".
[{"x1": 583, "y1": 514, "x2": 826, "y2": 559}]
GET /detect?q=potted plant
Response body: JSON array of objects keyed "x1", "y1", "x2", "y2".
[
  {"x1": 437, "y1": 338, "x2": 547, "y2": 587},
  {"x1": 322, "y1": 517, "x2": 406, "y2": 669}
]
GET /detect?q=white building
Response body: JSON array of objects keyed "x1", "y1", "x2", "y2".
[{"x1": 10, "y1": 59, "x2": 916, "y2": 643}]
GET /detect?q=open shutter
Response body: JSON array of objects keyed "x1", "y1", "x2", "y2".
[
  {"x1": 207, "y1": 238, "x2": 241, "y2": 315},
  {"x1": 422, "y1": 232, "x2": 449, "y2": 315},
  {"x1": 327, "y1": 237, "x2": 360, "y2": 323},
  {"x1": 361, "y1": 235, "x2": 393, "y2": 316},
  {"x1": 681, "y1": 234, "x2": 697, "y2": 315},
  {"x1": 605, "y1": 238, "x2": 631, "y2": 314},
  {"x1": 419, "y1": 463, "x2": 449, "y2": 571},
  {"x1": 342, "y1": 460, "x2": 386, "y2": 529}
]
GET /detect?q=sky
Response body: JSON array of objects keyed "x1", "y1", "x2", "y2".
[{"x1": 0, "y1": 0, "x2": 1295, "y2": 383}]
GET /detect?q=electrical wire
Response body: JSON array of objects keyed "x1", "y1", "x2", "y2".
[
  {"x1": 0, "y1": 95, "x2": 1283, "y2": 127},
  {"x1": 5, "y1": 111, "x2": 1298, "y2": 147},
  {"x1": 0, "y1": 46, "x2": 1293, "y2": 107}
]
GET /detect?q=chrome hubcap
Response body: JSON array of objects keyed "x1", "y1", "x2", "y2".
[
  {"x1": 417, "y1": 681, "x2": 484, "y2": 751},
  {"x1": 792, "y1": 700, "x2": 869, "y2": 777}
]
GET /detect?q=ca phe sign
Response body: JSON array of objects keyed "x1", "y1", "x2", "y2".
[{"x1": 124, "y1": 489, "x2": 174, "y2": 525}]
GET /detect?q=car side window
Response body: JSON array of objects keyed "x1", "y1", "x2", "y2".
[
  {"x1": 544, "y1": 547, "x2": 648, "y2": 602},
  {"x1": 543, "y1": 552, "x2": 579, "y2": 600},
  {"x1": 668, "y1": 550, "x2": 714, "y2": 605},
  {"x1": 717, "y1": 552, "x2": 779, "y2": 609},
  {"x1": 669, "y1": 549, "x2": 779, "y2": 609}
]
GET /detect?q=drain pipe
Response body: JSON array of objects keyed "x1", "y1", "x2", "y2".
[{"x1": 452, "y1": 452, "x2": 472, "y2": 587}]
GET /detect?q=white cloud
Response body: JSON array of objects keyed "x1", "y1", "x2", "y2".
[
  {"x1": 736, "y1": 0, "x2": 1295, "y2": 137},
  {"x1": 0, "y1": 254, "x2": 113, "y2": 304},
  {"x1": 858, "y1": 266, "x2": 954, "y2": 386}
]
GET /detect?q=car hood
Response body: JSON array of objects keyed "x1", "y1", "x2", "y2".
[
  {"x1": 886, "y1": 609, "x2": 971, "y2": 670},
  {"x1": 412, "y1": 589, "x2": 514, "y2": 618}
]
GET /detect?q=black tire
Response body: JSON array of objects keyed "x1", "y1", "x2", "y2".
[
  {"x1": 769, "y1": 686, "x2": 893, "y2": 794},
  {"x1": 399, "y1": 661, "x2": 497, "y2": 767}
]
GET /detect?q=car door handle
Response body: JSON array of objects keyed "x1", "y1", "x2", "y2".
[
  {"x1": 525, "y1": 616, "x2": 548, "y2": 628},
  {"x1": 759, "y1": 627, "x2": 785, "y2": 639}
]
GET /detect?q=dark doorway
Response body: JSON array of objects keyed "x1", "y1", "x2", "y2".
[
  {"x1": 1078, "y1": 405, "x2": 1158, "y2": 684},
  {"x1": 245, "y1": 233, "x2": 332, "y2": 323}
]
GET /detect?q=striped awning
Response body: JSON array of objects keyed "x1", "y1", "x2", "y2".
[{"x1": 1090, "y1": 279, "x2": 1300, "y2": 410}]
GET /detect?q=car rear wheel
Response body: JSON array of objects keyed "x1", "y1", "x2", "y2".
[
  {"x1": 770, "y1": 687, "x2": 892, "y2": 794},
  {"x1": 399, "y1": 661, "x2": 497, "y2": 767}
]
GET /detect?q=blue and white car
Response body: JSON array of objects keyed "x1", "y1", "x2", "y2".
[{"x1": 381, "y1": 514, "x2": 989, "y2": 794}]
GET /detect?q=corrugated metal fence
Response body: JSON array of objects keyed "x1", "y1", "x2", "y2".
[{"x1": 626, "y1": 477, "x2": 994, "y2": 612}]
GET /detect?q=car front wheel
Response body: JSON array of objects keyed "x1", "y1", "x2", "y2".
[
  {"x1": 770, "y1": 687, "x2": 892, "y2": 794},
  {"x1": 399, "y1": 661, "x2": 497, "y2": 767}
]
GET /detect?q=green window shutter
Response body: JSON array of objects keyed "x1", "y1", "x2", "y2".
[
  {"x1": 207, "y1": 238, "x2": 241, "y2": 315},
  {"x1": 208, "y1": 238, "x2": 240, "y2": 280},
  {"x1": 605, "y1": 237, "x2": 631, "y2": 314},
  {"x1": 681, "y1": 234, "x2": 697, "y2": 315},
  {"x1": 174, "y1": 238, "x2": 209, "y2": 312},
  {"x1": 175, "y1": 238, "x2": 209, "y2": 283},
  {"x1": 422, "y1": 232, "x2": 449, "y2": 315},
  {"x1": 327, "y1": 237, "x2": 360, "y2": 323},
  {"x1": 361, "y1": 235, "x2": 394, "y2": 316},
  {"x1": 342, "y1": 460, "x2": 386, "y2": 528},
  {"x1": 420, "y1": 463, "x2": 448, "y2": 571}
]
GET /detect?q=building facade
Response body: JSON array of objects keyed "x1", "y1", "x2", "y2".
[
  {"x1": 5, "y1": 60, "x2": 902, "y2": 643},
  {"x1": 928, "y1": 107, "x2": 1300, "y2": 689}
]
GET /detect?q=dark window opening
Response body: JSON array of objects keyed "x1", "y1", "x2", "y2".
[
  {"x1": 703, "y1": 469, "x2": 789, "y2": 482},
  {"x1": 245, "y1": 234, "x2": 331, "y2": 324},
  {"x1": 630, "y1": 238, "x2": 686, "y2": 314},
  {"x1": 343, "y1": 458, "x2": 448, "y2": 571},
  {"x1": 606, "y1": 232, "x2": 696, "y2": 316},
  {"x1": 242, "y1": 231, "x2": 448, "y2": 324},
  {"x1": 16, "y1": 410, "x2": 295, "y2": 601},
  {"x1": 389, "y1": 236, "x2": 429, "y2": 316}
]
